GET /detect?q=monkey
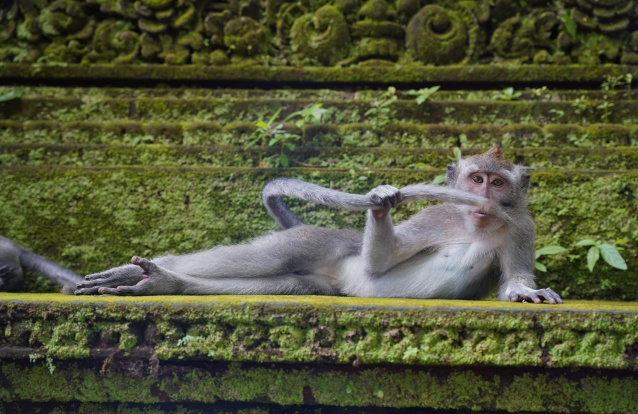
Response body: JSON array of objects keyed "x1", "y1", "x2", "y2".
[
  {"x1": 74, "y1": 144, "x2": 562, "y2": 304},
  {"x1": 0, "y1": 235, "x2": 83, "y2": 292}
]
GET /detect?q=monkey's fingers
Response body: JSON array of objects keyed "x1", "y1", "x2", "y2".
[
  {"x1": 508, "y1": 288, "x2": 563, "y2": 304},
  {"x1": 367, "y1": 185, "x2": 404, "y2": 209},
  {"x1": 537, "y1": 288, "x2": 563, "y2": 304},
  {"x1": 74, "y1": 286, "x2": 103, "y2": 295}
]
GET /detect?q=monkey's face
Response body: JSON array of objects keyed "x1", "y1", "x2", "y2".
[{"x1": 459, "y1": 167, "x2": 517, "y2": 229}]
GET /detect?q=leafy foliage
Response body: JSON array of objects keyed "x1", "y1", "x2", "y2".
[
  {"x1": 249, "y1": 104, "x2": 327, "y2": 167},
  {"x1": 365, "y1": 87, "x2": 397, "y2": 130},
  {"x1": 575, "y1": 239, "x2": 628, "y2": 272}
]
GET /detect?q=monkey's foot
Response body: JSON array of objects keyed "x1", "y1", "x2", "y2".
[
  {"x1": 75, "y1": 263, "x2": 143, "y2": 295},
  {"x1": 81, "y1": 256, "x2": 184, "y2": 296},
  {"x1": 508, "y1": 287, "x2": 563, "y2": 304}
]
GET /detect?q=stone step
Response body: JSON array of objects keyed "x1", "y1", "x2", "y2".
[
  {"x1": 2, "y1": 143, "x2": 638, "y2": 171},
  {"x1": 2, "y1": 95, "x2": 637, "y2": 125},
  {"x1": 1, "y1": 120, "x2": 637, "y2": 148},
  {"x1": 0, "y1": 166, "x2": 636, "y2": 300},
  {"x1": 1, "y1": 64, "x2": 637, "y2": 85},
  {"x1": 1, "y1": 293, "x2": 637, "y2": 412}
]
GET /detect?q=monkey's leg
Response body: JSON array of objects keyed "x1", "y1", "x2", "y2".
[
  {"x1": 76, "y1": 226, "x2": 361, "y2": 295},
  {"x1": 96, "y1": 257, "x2": 337, "y2": 296}
]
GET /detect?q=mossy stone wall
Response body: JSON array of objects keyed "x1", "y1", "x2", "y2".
[{"x1": 0, "y1": 1, "x2": 637, "y2": 299}]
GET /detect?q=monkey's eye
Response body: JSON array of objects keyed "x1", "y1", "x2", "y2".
[
  {"x1": 471, "y1": 175, "x2": 483, "y2": 184},
  {"x1": 491, "y1": 178, "x2": 504, "y2": 187}
]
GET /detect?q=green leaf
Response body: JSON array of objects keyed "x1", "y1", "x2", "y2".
[
  {"x1": 279, "y1": 153, "x2": 289, "y2": 167},
  {"x1": 587, "y1": 246, "x2": 600, "y2": 272},
  {"x1": 575, "y1": 239, "x2": 597, "y2": 247},
  {"x1": 267, "y1": 108, "x2": 282, "y2": 125},
  {"x1": 268, "y1": 137, "x2": 281, "y2": 146},
  {"x1": 452, "y1": 147, "x2": 462, "y2": 161},
  {"x1": 535, "y1": 245, "x2": 568, "y2": 258},
  {"x1": 535, "y1": 262, "x2": 547, "y2": 272},
  {"x1": 0, "y1": 90, "x2": 22, "y2": 102},
  {"x1": 599, "y1": 244, "x2": 628, "y2": 270},
  {"x1": 563, "y1": 10, "x2": 578, "y2": 38},
  {"x1": 431, "y1": 174, "x2": 446, "y2": 185},
  {"x1": 255, "y1": 121, "x2": 269, "y2": 129}
]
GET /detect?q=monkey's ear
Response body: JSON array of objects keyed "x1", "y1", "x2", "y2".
[
  {"x1": 446, "y1": 163, "x2": 457, "y2": 185},
  {"x1": 521, "y1": 173, "x2": 531, "y2": 193}
]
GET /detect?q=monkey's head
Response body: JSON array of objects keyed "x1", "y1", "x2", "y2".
[{"x1": 446, "y1": 144, "x2": 530, "y2": 227}]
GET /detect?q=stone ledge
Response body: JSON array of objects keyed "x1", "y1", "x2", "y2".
[
  {"x1": 1, "y1": 293, "x2": 637, "y2": 369},
  {"x1": 1, "y1": 64, "x2": 637, "y2": 84},
  {"x1": 1, "y1": 294, "x2": 637, "y2": 412}
]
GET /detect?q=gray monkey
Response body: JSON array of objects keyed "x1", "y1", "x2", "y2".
[{"x1": 75, "y1": 145, "x2": 562, "y2": 304}]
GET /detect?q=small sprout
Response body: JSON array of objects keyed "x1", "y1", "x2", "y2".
[
  {"x1": 407, "y1": 85, "x2": 440, "y2": 104},
  {"x1": 492, "y1": 87, "x2": 522, "y2": 101}
]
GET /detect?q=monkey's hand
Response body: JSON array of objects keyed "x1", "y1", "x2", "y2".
[
  {"x1": 507, "y1": 287, "x2": 563, "y2": 304},
  {"x1": 367, "y1": 185, "x2": 404, "y2": 219},
  {"x1": 76, "y1": 257, "x2": 184, "y2": 295}
]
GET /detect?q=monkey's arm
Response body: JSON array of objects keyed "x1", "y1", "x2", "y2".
[
  {"x1": 496, "y1": 218, "x2": 563, "y2": 304},
  {"x1": 361, "y1": 186, "x2": 462, "y2": 276}
]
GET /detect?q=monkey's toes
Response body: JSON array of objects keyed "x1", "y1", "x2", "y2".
[{"x1": 130, "y1": 256, "x2": 157, "y2": 275}]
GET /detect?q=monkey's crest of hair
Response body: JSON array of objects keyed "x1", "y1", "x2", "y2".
[{"x1": 466, "y1": 143, "x2": 515, "y2": 171}]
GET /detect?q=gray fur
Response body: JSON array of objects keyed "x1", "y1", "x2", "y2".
[{"x1": 75, "y1": 147, "x2": 561, "y2": 304}]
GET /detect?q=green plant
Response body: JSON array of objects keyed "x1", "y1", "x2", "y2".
[
  {"x1": 365, "y1": 86, "x2": 397, "y2": 130},
  {"x1": 535, "y1": 245, "x2": 568, "y2": 272},
  {"x1": 249, "y1": 104, "x2": 327, "y2": 168},
  {"x1": 431, "y1": 147, "x2": 462, "y2": 184},
  {"x1": 0, "y1": 90, "x2": 22, "y2": 102},
  {"x1": 287, "y1": 103, "x2": 328, "y2": 127},
  {"x1": 492, "y1": 87, "x2": 522, "y2": 101},
  {"x1": 530, "y1": 86, "x2": 554, "y2": 101},
  {"x1": 407, "y1": 85, "x2": 440, "y2": 104},
  {"x1": 601, "y1": 73, "x2": 632, "y2": 93},
  {"x1": 575, "y1": 239, "x2": 627, "y2": 272}
]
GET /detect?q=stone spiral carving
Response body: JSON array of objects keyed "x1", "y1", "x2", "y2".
[
  {"x1": 224, "y1": 17, "x2": 269, "y2": 56},
  {"x1": 405, "y1": 4, "x2": 474, "y2": 65},
  {"x1": 289, "y1": 5, "x2": 351, "y2": 66},
  {"x1": 489, "y1": 11, "x2": 561, "y2": 62},
  {"x1": 0, "y1": 0, "x2": 636, "y2": 66}
]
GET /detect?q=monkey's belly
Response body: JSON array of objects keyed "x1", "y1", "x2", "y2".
[{"x1": 338, "y1": 243, "x2": 497, "y2": 299}]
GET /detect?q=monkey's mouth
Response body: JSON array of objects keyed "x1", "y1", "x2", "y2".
[{"x1": 471, "y1": 210, "x2": 493, "y2": 218}]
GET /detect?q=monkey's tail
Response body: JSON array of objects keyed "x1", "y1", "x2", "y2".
[
  {"x1": 263, "y1": 178, "x2": 515, "y2": 229},
  {"x1": 262, "y1": 177, "x2": 374, "y2": 229},
  {"x1": 20, "y1": 250, "x2": 83, "y2": 286}
]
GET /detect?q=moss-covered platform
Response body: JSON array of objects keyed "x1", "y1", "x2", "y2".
[{"x1": 1, "y1": 294, "x2": 637, "y2": 413}]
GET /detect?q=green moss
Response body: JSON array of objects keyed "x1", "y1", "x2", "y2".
[{"x1": 0, "y1": 168, "x2": 636, "y2": 300}]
